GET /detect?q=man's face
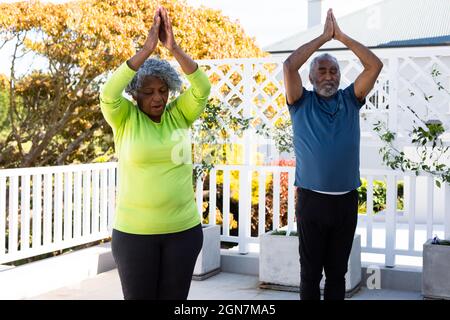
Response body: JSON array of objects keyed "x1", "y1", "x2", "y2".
[{"x1": 309, "y1": 58, "x2": 341, "y2": 98}]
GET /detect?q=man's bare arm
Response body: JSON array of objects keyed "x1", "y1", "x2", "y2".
[
  {"x1": 283, "y1": 9, "x2": 334, "y2": 105},
  {"x1": 331, "y1": 11, "x2": 383, "y2": 102}
]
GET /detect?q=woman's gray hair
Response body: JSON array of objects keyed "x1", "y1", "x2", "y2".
[{"x1": 125, "y1": 58, "x2": 182, "y2": 96}]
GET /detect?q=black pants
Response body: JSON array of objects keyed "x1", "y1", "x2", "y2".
[
  {"x1": 296, "y1": 188, "x2": 358, "y2": 300},
  {"x1": 111, "y1": 223, "x2": 203, "y2": 300}
]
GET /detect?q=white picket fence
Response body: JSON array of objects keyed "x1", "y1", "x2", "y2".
[
  {"x1": 1, "y1": 162, "x2": 450, "y2": 268},
  {"x1": 199, "y1": 165, "x2": 450, "y2": 267},
  {"x1": 1, "y1": 50, "x2": 450, "y2": 267},
  {"x1": 0, "y1": 163, "x2": 116, "y2": 265}
]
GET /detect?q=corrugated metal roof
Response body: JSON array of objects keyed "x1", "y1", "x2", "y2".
[{"x1": 265, "y1": 0, "x2": 450, "y2": 52}]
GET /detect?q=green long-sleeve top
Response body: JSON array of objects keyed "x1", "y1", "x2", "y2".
[{"x1": 100, "y1": 61, "x2": 211, "y2": 234}]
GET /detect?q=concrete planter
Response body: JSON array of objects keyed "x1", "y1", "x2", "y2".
[
  {"x1": 422, "y1": 239, "x2": 450, "y2": 299},
  {"x1": 259, "y1": 232, "x2": 361, "y2": 297},
  {"x1": 192, "y1": 224, "x2": 221, "y2": 280}
]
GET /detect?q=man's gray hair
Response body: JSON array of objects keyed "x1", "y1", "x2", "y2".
[
  {"x1": 125, "y1": 58, "x2": 182, "y2": 95},
  {"x1": 309, "y1": 53, "x2": 340, "y2": 76}
]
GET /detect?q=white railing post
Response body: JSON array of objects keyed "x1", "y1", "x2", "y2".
[
  {"x1": 406, "y1": 175, "x2": 417, "y2": 251},
  {"x1": 222, "y1": 167, "x2": 231, "y2": 237},
  {"x1": 82, "y1": 170, "x2": 91, "y2": 236},
  {"x1": 64, "y1": 172, "x2": 73, "y2": 241},
  {"x1": 287, "y1": 168, "x2": 296, "y2": 235},
  {"x1": 208, "y1": 168, "x2": 217, "y2": 225},
  {"x1": 238, "y1": 165, "x2": 251, "y2": 254},
  {"x1": 54, "y1": 172, "x2": 63, "y2": 244},
  {"x1": 444, "y1": 182, "x2": 450, "y2": 240},
  {"x1": 195, "y1": 171, "x2": 204, "y2": 221},
  {"x1": 43, "y1": 173, "x2": 52, "y2": 246},
  {"x1": 74, "y1": 171, "x2": 82, "y2": 239},
  {"x1": 107, "y1": 167, "x2": 116, "y2": 233},
  {"x1": 237, "y1": 61, "x2": 254, "y2": 254},
  {"x1": 20, "y1": 175, "x2": 31, "y2": 251},
  {"x1": 32, "y1": 174, "x2": 42, "y2": 248},
  {"x1": 100, "y1": 169, "x2": 108, "y2": 234},
  {"x1": 385, "y1": 174, "x2": 397, "y2": 267},
  {"x1": 426, "y1": 176, "x2": 434, "y2": 240},
  {"x1": 0, "y1": 177, "x2": 6, "y2": 256},
  {"x1": 388, "y1": 56, "x2": 399, "y2": 132},
  {"x1": 92, "y1": 170, "x2": 100, "y2": 235},
  {"x1": 9, "y1": 176, "x2": 19, "y2": 254},
  {"x1": 272, "y1": 170, "x2": 280, "y2": 231},
  {"x1": 366, "y1": 176, "x2": 374, "y2": 249},
  {"x1": 258, "y1": 169, "x2": 266, "y2": 237}
]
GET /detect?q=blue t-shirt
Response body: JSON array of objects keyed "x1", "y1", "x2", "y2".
[{"x1": 288, "y1": 84, "x2": 365, "y2": 192}]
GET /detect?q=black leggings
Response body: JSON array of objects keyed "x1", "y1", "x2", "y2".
[
  {"x1": 111, "y1": 223, "x2": 203, "y2": 300},
  {"x1": 296, "y1": 188, "x2": 358, "y2": 300}
]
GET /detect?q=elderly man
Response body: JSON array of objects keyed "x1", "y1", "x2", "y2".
[{"x1": 283, "y1": 9, "x2": 383, "y2": 300}]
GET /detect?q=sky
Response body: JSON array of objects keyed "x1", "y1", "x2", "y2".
[
  {"x1": 0, "y1": 0, "x2": 384, "y2": 75},
  {"x1": 185, "y1": 0, "x2": 384, "y2": 47}
]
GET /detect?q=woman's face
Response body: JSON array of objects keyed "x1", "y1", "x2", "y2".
[{"x1": 135, "y1": 76, "x2": 169, "y2": 123}]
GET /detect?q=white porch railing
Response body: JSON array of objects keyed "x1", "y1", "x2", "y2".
[
  {"x1": 2, "y1": 162, "x2": 449, "y2": 268},
  {"x1": 1, "y1": 49, "x2": 450, "y2": 267},
  {"x1": 197, "y1": 165, "x2": 450, "y2": 268},
  {"x1": 0, "y1": 163, "x2": 116, "y2": 265}
]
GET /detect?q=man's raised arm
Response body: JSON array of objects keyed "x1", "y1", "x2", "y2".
[
  {"x1": 331, "y1": 11, "x2": 383, "y2": 102},
  {"x1": 283, "y1": 9, "x2": 335, "y2": 105}
]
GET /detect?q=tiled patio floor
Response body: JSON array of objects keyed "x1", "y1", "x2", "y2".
[{"x1": 29, "y1": 268, "x2": 423, "y2": 300}]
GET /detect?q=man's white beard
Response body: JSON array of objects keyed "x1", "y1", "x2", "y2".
[{"x1": 317, "y1": 85, "x2": 338, "y2": 97}]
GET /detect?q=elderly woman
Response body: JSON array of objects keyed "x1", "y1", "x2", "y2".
[{"x1": 99, "y1": 7, "x2": 211, "y2": 300}]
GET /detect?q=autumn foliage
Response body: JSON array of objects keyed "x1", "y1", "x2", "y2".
[{"x1": 0, "y1": 0, "x2": 265, "y2": 168}]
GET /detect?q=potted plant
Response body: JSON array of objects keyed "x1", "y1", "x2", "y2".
[
  {"x1": 259, "y1": 229, "x2": 361, "y2": 297},
  {"x1": 422, "y1": 236, "x2": 450, "y2": 299},
  {"x1": 192, "y1": 224, "x2": 221, "y2": 280}
]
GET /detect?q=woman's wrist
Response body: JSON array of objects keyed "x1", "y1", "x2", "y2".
[
  {"x1": 168, "y1": 43, "x2": 181, "y2": 54},
  {"x1": 140, "y1": 45, "x2": 154, "y2": 56}
]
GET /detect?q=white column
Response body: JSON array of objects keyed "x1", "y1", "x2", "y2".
[{"x1": 385, "y1": 175, "x2": 397, "y2": 267}]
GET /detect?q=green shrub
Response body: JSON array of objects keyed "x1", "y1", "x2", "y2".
[{"x1": 357, "y1": 178, "x2": 404, "y2": 214}]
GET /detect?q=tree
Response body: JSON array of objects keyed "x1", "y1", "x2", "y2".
[{"x1": 0, "y1": 0, "x2": 265, "y2": 168}]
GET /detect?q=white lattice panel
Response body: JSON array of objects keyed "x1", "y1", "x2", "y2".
[{"x1": 174, "y1": 47, "x2": 450, "y2": 150}]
